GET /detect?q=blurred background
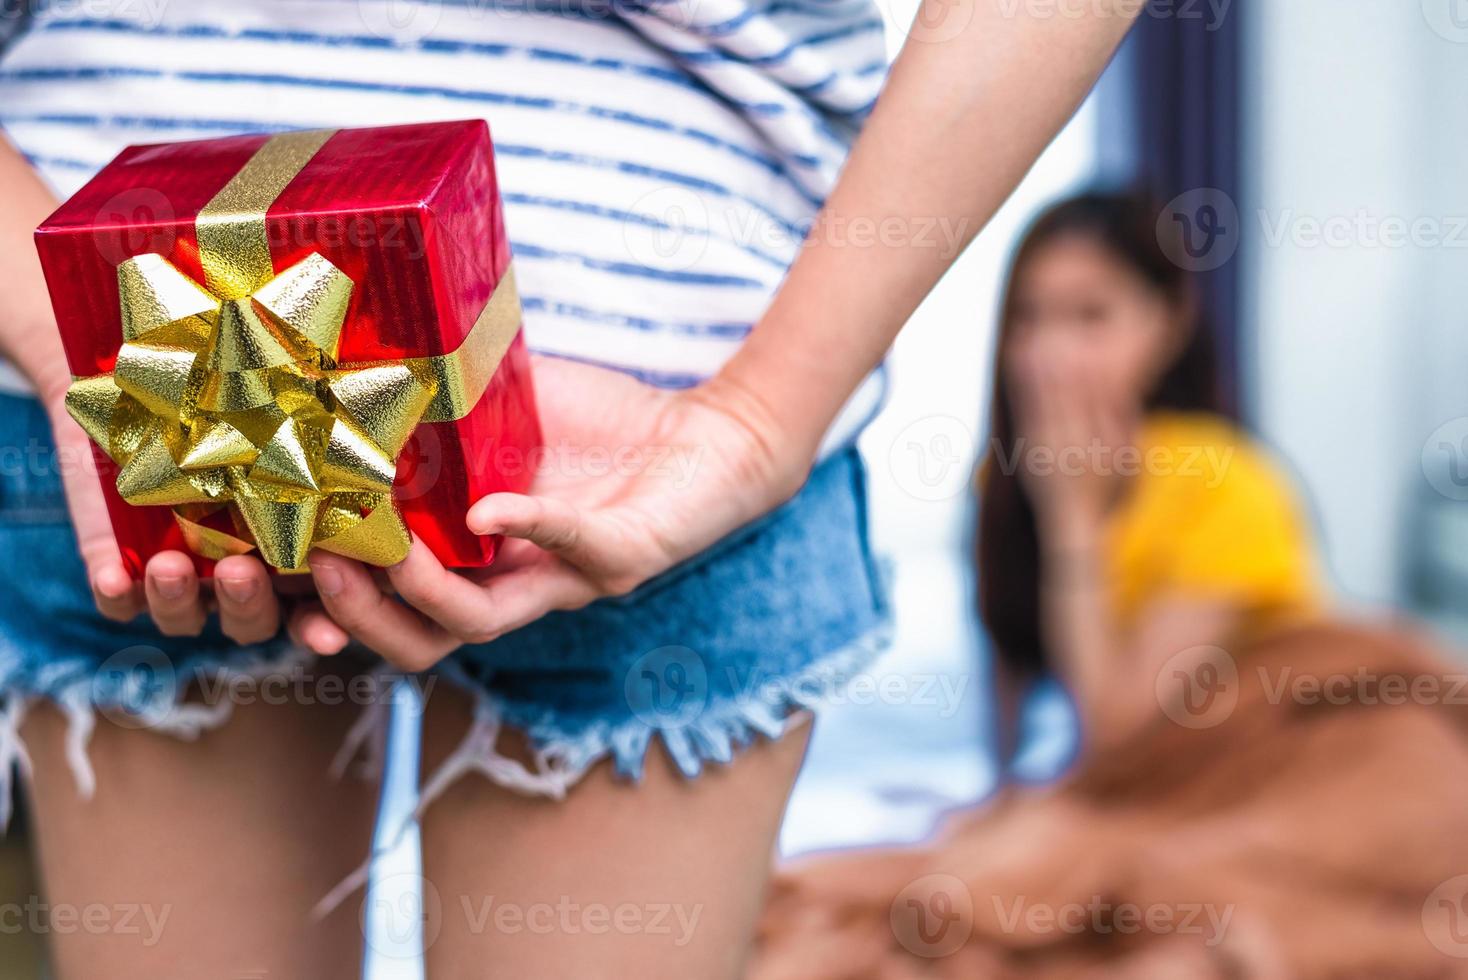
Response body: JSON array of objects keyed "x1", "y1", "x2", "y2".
[
  {"x1": 4, "y1": 0, "x2": 1468, "y2": 976},
  {"x1": 786, "y1": 0, "x2": 1468, "y2": 860}
]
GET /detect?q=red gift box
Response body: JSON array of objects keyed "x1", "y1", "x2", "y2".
[{"x1": 36, "y1": 120, "x2": 541, "y2": 576}]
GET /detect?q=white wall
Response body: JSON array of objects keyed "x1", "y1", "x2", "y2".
[{"x1": 1245, "y1": 0, "x2": 1468, "y2": 611}]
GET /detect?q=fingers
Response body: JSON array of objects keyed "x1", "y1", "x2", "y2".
[
  {"x1": 143, "y1": 551, "x2": 207, "y2": 637},
  {"x1": 287, "y1": 602, "x2": 350, "y2": 656},
  {"x1": 467, "y1": 494, "x2": 595, "y2": 567},
  {"x1": 456, "y1": 564, "x2": 600, "y2": 638},
  {"x1": 390, "y1": 539, "x2": 597, "y2": 644},
  {"x1": 385, "y1": 538, "x2": 508, "y2": 644},
  {"x1": 86, "y1": 546, "x2": 143, "y2": 623},
  {"x1": 213, "y1": 555, "x2": 281, "y2": 645},
  {"x1": 308, "y1": 552, "x2": 453, "y2": 671},
  {"x1": 54, "y1": 416, "x2": 145, "y2": 621}
]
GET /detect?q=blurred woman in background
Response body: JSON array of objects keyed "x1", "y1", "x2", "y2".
[
  {"x1": 755, "y1": 194, "x2": 1468, "y2": 978},
  {"x1": 977, "y1": 191, "x2": 1323, "y2": 766}
]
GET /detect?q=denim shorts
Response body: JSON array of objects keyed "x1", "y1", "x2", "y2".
[{"x1": 0, "y1": 393, "x2": 891, "y2": 813}]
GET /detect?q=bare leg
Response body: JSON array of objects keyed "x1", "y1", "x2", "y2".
[
  {"x1": 21, "y1": 684, "x2": 380, "y2": 979},
  {"x1": 420, "y1": 686, "x2": 810, "y2": 980}
]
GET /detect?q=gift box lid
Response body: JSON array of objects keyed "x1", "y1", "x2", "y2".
[{"x1": 37, "y1": 120, "x2": 510, "y2": 377}]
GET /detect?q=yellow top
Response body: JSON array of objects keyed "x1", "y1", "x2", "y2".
[{"x1": 1104, "y1": 412, "x2": 1324, "y2": 632}]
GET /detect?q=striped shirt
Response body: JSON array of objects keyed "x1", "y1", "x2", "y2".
[{"x1": 0, "y1": 0, "x2": 890, "y2": 452}]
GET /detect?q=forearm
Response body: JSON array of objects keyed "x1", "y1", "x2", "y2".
[
  {"x1": 719, "y1": 0, "x2": 1139, "y2": 462},
  {"x1": 1036, "y1": 518, "x2": 1128, "y2": 737},
  {"x1": 0, "y1": 131, "x2": 69, "y2": 409}
]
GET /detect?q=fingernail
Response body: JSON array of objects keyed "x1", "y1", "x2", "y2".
[
  {"x1": 313, "y1": 561, "x2": 344, "y2": 597},
  {"x1": 153, "y1": 575, "x2": 186, "y2": 600},
  {"x1": 468, "y1": 516, "x2": 501, "y2": 536},
  {"x1": 218, "y1": 577, "x2": 259, "y2": 603}
]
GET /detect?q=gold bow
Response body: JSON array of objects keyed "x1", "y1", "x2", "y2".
[{"x1": 64, "y1": 129, "x2": 522, "y2": 571}]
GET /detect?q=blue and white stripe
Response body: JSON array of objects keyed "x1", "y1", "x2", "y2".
[{"x1": 0, "y1": 0, "x2": 890, "y2": 450}]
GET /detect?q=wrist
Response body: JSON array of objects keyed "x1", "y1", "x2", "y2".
[
  {"x1": 1037, "y1": 501, "x2": 1105, "y2": 553},
  {"x1": 687, "y1": 370, "x2": 813, "y2": 506}
]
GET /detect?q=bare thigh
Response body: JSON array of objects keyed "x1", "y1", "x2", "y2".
[
  {"x1": 21, "y1": 683, "x2": 380, "y2": 980},
  {"x1": 420, "y1": 685, "x2": 811, "y2": 980}
]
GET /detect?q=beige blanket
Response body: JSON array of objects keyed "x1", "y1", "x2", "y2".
[{"x1": 753, "y1": 622, "x2": 1468, "y2": 979}]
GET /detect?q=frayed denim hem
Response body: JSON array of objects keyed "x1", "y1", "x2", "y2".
[
  {"x1": 311, "y1": 620, "x2": 896, "y2": 917},
  {"x1": 0, "y1": 647, "x2": 397, "y2": 832},
  {"x1": 420, "y1": 620, "x2": 896, "y2": 810}
]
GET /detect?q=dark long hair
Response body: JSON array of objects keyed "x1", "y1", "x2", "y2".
[{"x1": 975, "y1": 191, "x2": 1223, "y2": 679}]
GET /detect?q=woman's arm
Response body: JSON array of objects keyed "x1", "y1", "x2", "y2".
[
  {"x1": 0, "y1": 132, "x2": 283, "y2": 641},
  {"x1": 0, "y1": 138, "x2": 73, "y2": 408},
  {"x1": 291, "y1": 1, "x2": 1149, "y2": 667},
  {"x1": 1036, "y1": 518, "x2": 1240, "y2": 759},
  {"x1": 717, "y1": 0, "x2": 1143, "y2": 467},
  {"x1": 1008, "y1": 329, "x2": 1243, "y2": 759}
]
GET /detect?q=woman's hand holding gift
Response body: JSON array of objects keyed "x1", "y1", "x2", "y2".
[
  {"x1": 287, "y1": 355, "x2": 805, "y2": 671},
  {"x1": 0, "y1": 137, "x2": 287, "y2": 643}
]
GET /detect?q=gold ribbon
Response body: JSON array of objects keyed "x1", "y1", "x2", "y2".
[{"x1": 65, "y1": 130, "x2": 522, "y2": 571}]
